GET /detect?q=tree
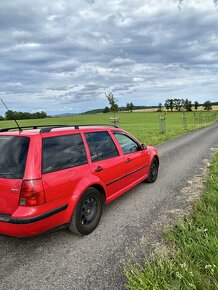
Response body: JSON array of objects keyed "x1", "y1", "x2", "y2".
[
  {"x1": 180, "y1": 99, "x2": 185, "y2": 110},
  {"x1": 157, "y1": 103, "x2": 163, "y2": 112},
  {"x1": 174, "y1": 99, "x2": 179, "y2": 111},
  {"x1": 103, "y1": 106, "x2": 110, "y2": 113},
  {"x1": 105, "y1": 92, "x2": 118, "y2": 112},
  {"x1": 19, "y1": 112, "x2": 32, "y2": 119},
  {"x1": 164, "y1": 99, "x2": 174, "y2": 111},
  {"x1": 194, "y1": 101, "x2": 200, "y2": 111},
  {"x1": 179, "y1": 99, "x2": 185, "y2": 111},
  {"x1": 164, "y1": 99, "x2": 170, "y2": 111},
  {"x1": 5, "y1": 110, "x2": 16, "y2": 120},
  {"x1": 32, "y1": 111, "x2": 47, "y2": 119},
  {"x1": 164, "y1": 98, "x2": 194, "y2": 112},
  {"x1": 5, "y1": 110, "x2": 47, "y2": 120},
  {"x1": 0, "y1": 115, "x2": 4, "y2": 121},
  {"x1": 183, "y1": 99, "x2": 192, "y2": 111},
  {"x1": 127, "y1": 102, "x2": 134, "y2": 112},
  {"x1": 129, "y1": 102, "x2": 134, "y2": 112},
  {"x1": 169, "y1": 99, "x2": 174, "y2": 111},
  {"x1": 172, "y1": 99, "x2": 185, "y2": 112},
  {"x1": 203, "y1": 100, "x2": 212, "y2": 111}
]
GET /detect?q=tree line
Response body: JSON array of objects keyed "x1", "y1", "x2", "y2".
[
  {"x1": 159, "y1": 99, "x2": 212, "y2": 112},
  {"x1": 103, "y1": 102, "x2": 135, "y2": 113},
  {"x1": 0, "y1": 110, "x2": 48, "y2": 121},
  {"x1": 103, "y1": 94, "x2": 213, "y2": 113},
  {"x1": 104, "y1": 93, "x2": 135, "y2": 113}
]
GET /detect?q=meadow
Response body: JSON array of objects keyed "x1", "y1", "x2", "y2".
[{"x1": 0, "y1": 110, "x2": 217, "y2": 145}]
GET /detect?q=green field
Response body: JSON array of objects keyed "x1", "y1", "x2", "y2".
[{"x1": 0, "y1": 111, "x2": 217, "y2": 145}]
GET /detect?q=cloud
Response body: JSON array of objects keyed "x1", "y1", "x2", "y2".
[
  {"x1": 11, "y1": 30, "x2": 32, "y2": 42},
  {"x1": 110, "y1": 57, "x2": 135, "y2": 67},
  {"x1": 213, "y1": 0, "x2": 218, "y2": 7},
  {"x1": 0, "y1": 0, "x2": 218, "y2": 115}
]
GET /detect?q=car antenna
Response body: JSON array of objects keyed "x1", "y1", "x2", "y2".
[{"x1": 0, "y1": 98, "x2": 22, "y2": 131}]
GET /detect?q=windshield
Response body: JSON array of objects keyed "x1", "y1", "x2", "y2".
[{"x1": 0, "y1": 136, "x2": 30, "y2": 179}]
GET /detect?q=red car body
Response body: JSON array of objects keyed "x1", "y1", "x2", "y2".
[{"x1": 0, "y1": 125, "x2": 159, "y2": 237}]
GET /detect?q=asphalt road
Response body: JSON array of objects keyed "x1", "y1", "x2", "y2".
[{"x1": 0, "y1": 123, "x2": 218, "y2": 290}]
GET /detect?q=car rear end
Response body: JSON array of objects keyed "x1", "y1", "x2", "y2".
[
  {"x1": 0, "y1": 131, "x2": 72, "y2": 237},
  {"x1": 0, "y1": 135, "x2": 29, "y2": 215}
]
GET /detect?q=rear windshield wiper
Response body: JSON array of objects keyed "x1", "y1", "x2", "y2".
[{"x1": 0, "y1": 172, "x2": 14, "y2": 177}]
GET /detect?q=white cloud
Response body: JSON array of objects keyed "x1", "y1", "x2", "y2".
[
  {"x1": 133, "y1": 77, "x2": 144, "y2": 82},
  {"x1": 110, "y1": 57, "x2": 135, "y2": 67},
  {"x1": 11, "y1": 30, "x2": 32, "y2": 42}
]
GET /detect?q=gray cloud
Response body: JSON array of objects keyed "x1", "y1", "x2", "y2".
[{"x1": 0, "y1": 0, "x2": 218, "y2": 115}]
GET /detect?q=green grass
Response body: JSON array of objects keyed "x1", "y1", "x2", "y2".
[
  {"x1": 0, "y1": 111, "x2": 217, "y2": 145},
  {"x1": 125, "y1": 152, "x2": 218, "y2": 290}
]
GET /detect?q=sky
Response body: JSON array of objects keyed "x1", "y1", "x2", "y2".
[{"x1": 0, "y1": 0, "x2": 218, "y2": 115}]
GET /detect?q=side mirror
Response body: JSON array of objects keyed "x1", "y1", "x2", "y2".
[{"x1": 141, "y1": 144, "x2": 147, "y2": 150}]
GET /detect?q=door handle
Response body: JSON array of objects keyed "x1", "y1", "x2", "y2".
[
  {"x1": 95, "y1": 166, "x2": 104, "y2": 172},
  {"x1": 126, "y1": 158, "x2": 132, "y2": 163}
]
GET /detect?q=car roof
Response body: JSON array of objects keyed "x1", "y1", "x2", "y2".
[{"x1": 0, "y1": 125, "x2": 122, "y2": 137}]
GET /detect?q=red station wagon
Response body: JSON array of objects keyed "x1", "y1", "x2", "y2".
[{"x1": 0, "y1": 124, "x2": 159, "y2": 237}]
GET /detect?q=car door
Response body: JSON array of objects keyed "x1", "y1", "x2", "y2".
[
  {"x1": 42, "y1": 133, "x2": 90, "y2": 202},
  {"x1": 84, "y1": 131, "x2": 127, "y2": 199},
  {"x1": 112, "y1": 132, "x2": 149, "y2": 186}
]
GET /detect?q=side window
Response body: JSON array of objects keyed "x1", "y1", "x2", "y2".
[
  {"x1": 42, "y1": 134, "x2": 87, "y2": 173},
  {"x1": 85, "y1": 131, "x2": 119, "y2": 162},
  {"x1": 113, "y1": 133, "x2": 140, "y2": 155}
]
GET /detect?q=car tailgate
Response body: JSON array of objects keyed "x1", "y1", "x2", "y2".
[
  {"x1": 0, "y1": 135, "x2": 30, "y2": 214},
  {"x1": 0, "y1": 178, "x2": 23, "y2": 214}
]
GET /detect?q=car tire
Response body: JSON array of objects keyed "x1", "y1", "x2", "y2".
[
  {"x1": 145, "y1": 158, "x2": 159, "y2": 183},
  {"x1": 68, "y1": 187, "x2": 103, "y2": 235}
]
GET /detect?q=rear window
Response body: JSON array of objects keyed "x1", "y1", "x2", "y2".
[
  {"x1": 42, "y1": 134, "x2": 87, "y2": 173},
  {"x1": 0, "y1": 136, "x2": 30, "y2": 179}
]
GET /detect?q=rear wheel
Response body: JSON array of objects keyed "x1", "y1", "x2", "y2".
[
  {"x1": 68, "y1": 187, "x2": 103, "y2": 235},
  {"x1": 146, "y1": 158, "x2": 159, "y2": 183}
]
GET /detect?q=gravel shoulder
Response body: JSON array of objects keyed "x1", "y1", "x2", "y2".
[{"x1": 0, "y1": 123, "x2": 218, "y2": 290}]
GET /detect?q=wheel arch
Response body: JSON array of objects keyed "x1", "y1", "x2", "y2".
[
  {"x1": 89, "y1": 184, "x2": 106, "y2": 204},
  {"x1": 153, "y1": 154, "x2": 159, "y2": 166},
  {"x1": 68, "y1": 185, "x2": 105, "y2": 235}
]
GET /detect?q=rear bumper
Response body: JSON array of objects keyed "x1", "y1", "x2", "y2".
[
  {"x1": 1, "y1": 204, "x2": 68, "y2": 224},
  {"x1": 0, "y1": 196, "x2": 78, "y2": 237}
]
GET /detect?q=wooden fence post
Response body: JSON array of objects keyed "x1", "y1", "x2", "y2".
[
  {"x1": 159, "y1": 115, "x2": 166, "y2": 134},
  {"x1": 182, "y1": 112, "x2": 187, "y2": 129}
]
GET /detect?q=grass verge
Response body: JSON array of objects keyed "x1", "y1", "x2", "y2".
[{"x1": 125, "y1": 152, "x2": 218, "y2": 290}]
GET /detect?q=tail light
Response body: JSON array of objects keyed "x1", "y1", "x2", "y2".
[{"x1": 19, "y1": 179, "x2": 46, "y2": 206}]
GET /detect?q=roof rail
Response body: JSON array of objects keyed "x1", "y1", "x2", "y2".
[
  {"x1": 39, "y1": 124, "x2": 118, "y2": 133},
  {"x1": 72, "y1": 124, "x2": 118, "y2": 129},
  {"x1": 0, "y1": 125, "x2": 68, "y2": 132},
  {"x1": 0, "y1": 124, "x2": 118, "y2": 133}
]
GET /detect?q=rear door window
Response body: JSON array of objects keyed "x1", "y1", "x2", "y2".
[
  {"x1": 42, "y1": 134, "x2": 87, "y2": 173},
  {"x1": 0, "y1": 136, "x2": 29, "y2": 179},
  {"x1": 84, "y1": 131, "x2": 119, "y2": 162}
]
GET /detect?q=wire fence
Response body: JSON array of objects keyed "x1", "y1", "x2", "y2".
[
  {"x1": 157, "y1": 112, "x2": 218, "y2": 134},
  {"x1": 194, "y1": 112, "x2": 218, "y2": 125}
]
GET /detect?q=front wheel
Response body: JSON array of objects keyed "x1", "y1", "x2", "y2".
[
  {"x1": 145, "y1": 158, "x2": 159, "y2": 183},
  {"x1": 68, "y1": 187, "x2": 103, "y2": 235}
]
